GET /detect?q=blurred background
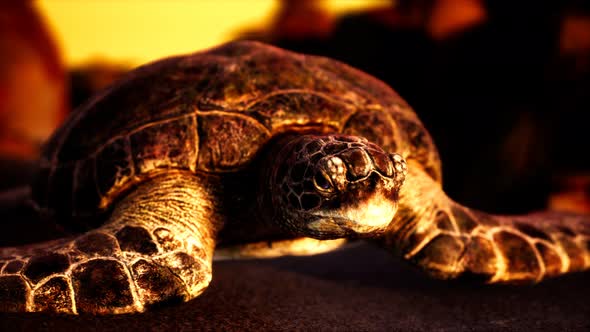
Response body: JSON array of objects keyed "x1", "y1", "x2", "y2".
[{"x1": 1, "y1": 0, "x2": 590, "y2": 216}]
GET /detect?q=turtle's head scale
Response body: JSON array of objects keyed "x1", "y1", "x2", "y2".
[{"x1": 266, "y1": 134, "x2": 407, "y2": 239}]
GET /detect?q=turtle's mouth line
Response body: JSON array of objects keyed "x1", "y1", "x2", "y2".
[
  {"x1": 306, "y1": 217, "x2": 377, "y2": 239},
  {"x1": 309, "y1": 206, "x2": 395, "y2": 237}
]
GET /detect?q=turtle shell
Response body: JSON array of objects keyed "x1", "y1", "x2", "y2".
[{"x1": 32, "y1": 40, "x2": 440, "y2": 229}]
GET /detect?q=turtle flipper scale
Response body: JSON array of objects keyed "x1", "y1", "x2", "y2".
[
  {"x1": 386, "y1": 165, "x2": 590, "y2": 284},
  {"x1": 0, "y1": 173, "x2": 220, "y2": 314}
]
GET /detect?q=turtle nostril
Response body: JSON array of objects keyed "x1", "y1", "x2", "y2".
[{"x1": 389, "y1": 153, "x2": 407, "y2": 180}]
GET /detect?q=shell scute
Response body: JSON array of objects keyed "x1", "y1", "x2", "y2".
[
  {"x1": 196, "y1": 112, "x2": 270, "y2": 172},
  {"x1": 129, "y1": 114, "x2": 198, "y2": 174},
  {"x1": 55, "y1": 70, "x2": 188, "y2": 163},
  {"x1": 343, "y1": 109, "x2": 399, "y2": 154},
  {"x1": 247, "y1": 92, "x2": 356, "y2": 132}
]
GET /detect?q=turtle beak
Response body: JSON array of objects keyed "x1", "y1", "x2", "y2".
[
  {"x1": 333, "y1": 192, "x2": 397, "y2": 235},
  {"x1": 308, "y1": 193, "x2": 398, "y2": 238}
]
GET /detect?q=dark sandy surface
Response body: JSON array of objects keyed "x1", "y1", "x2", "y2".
[{"x1": 0, "y1": 241, "x2": 589, "y2": 331}]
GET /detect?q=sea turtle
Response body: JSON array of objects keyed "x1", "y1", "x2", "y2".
[{"x1": 0, "y1": 41, "x2": 589, "y2": 314}]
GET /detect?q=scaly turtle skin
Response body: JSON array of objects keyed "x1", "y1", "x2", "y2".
[{"x1": 1, "y1": 41, "x2": 589, "y2": 314}]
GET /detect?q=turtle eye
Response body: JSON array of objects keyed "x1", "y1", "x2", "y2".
[{"x1": 313, "y1": 171, "x2": 334, "y2": 192}]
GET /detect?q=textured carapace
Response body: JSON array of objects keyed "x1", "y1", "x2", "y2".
[
  {"x1": 30, "y1": 39, "x2": 438, "y2": 232},
  {"x1": 0, "y1": 40, "x2": 589, "y2": 315}
]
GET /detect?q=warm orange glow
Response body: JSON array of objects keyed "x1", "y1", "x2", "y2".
[{"x1": 36, "y1": 0, "x2": 388, "y2": 67}]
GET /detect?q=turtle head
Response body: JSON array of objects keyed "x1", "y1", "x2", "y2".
[{"x1": 267, "y1": 135, "x2": 407, "y2": 239}]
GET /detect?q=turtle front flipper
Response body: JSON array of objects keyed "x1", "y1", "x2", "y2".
[
  {"x1": 0, "y1": 173, "x2": 221, "y2": 314},
  {"x1": 385, "y1": 164, "x2": 590, "y2": 284}
]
